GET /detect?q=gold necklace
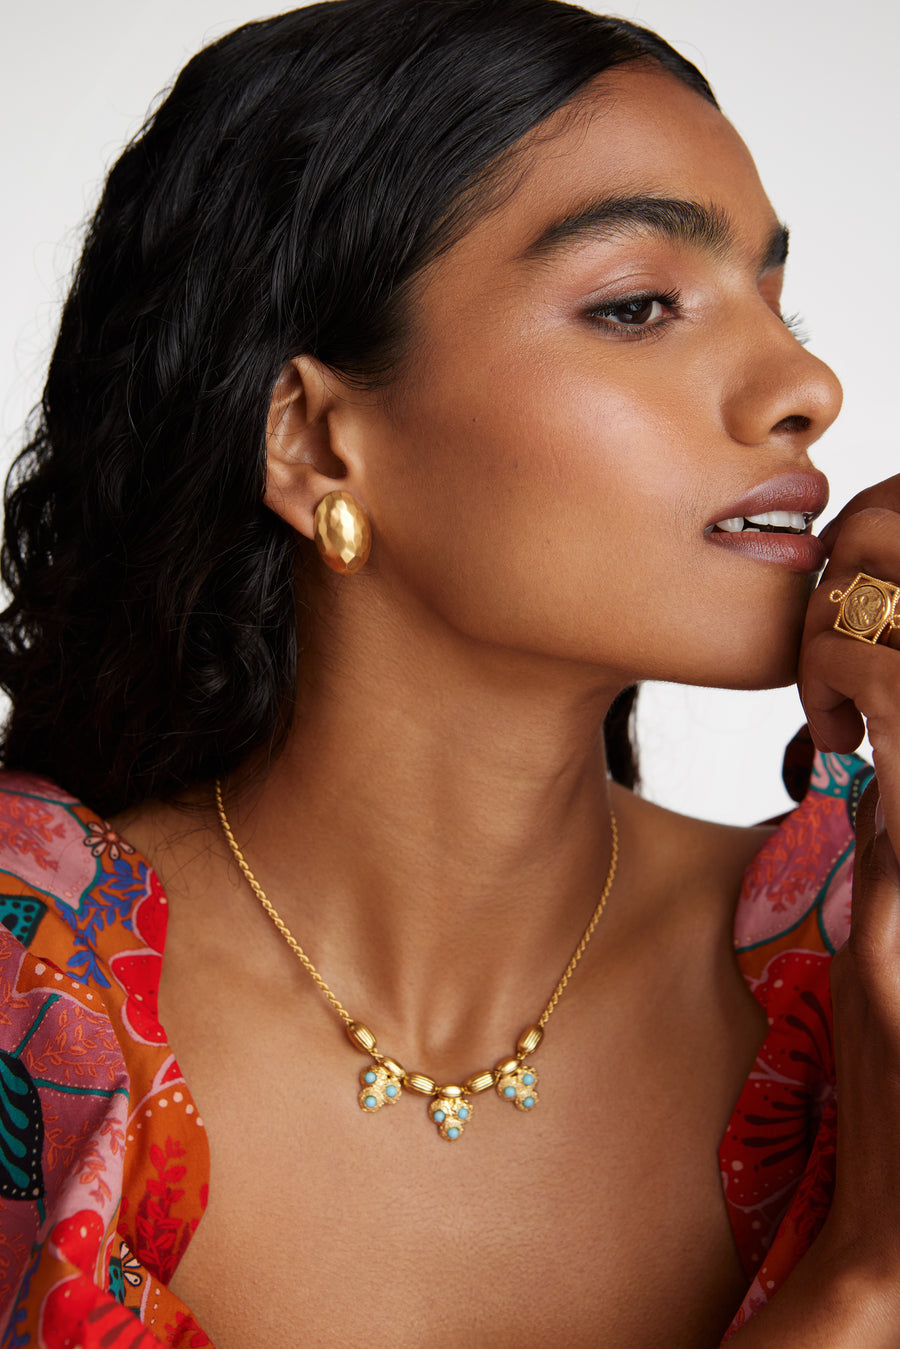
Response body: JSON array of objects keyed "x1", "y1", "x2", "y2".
[{"x1": 214, "y1": 780, "x2": 618, "y2": 1142}]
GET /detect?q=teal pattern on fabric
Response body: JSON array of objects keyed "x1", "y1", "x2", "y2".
[
  {"x1": 815, "y1": 752, "x2": 870, "y2": 801},
  {"x1": 0, "y1": 1050, "x2": 44, "y2": 1201},
  {"x1": 846, "y1": 764, "x2": 873, "y2": 830},
  {"x1": 0, "y1": 897, "x2": 47, "y2": 948}
]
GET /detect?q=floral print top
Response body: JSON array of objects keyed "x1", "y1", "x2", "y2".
[{"x1": 0, "y1": 740, "x2": 871, "y2": 1346}]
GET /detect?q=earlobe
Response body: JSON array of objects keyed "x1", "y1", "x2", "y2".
[{"x1": 263, "y1": 355, "x2": 350, "y2": 540}]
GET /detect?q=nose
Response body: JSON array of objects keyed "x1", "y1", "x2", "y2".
[{"x1": 722, "y1": 318, "x2": 843, "y2": 451}]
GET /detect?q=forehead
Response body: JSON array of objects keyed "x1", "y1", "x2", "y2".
[{"x1": 439, "y1": 64, "x2": 779, "y2": 270}]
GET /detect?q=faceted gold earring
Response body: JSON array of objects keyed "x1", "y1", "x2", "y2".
[{"x1": 313, "y1": 491, "x2": 372, "y2": 574}]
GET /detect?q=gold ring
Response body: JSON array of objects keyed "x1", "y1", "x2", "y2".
[{"x1": 829, "y1": 571, "x2": 900, "y2": 644}]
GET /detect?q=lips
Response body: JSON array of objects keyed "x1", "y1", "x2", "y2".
[
  {"x1": 703, "y1": 470, "x2": 830, "y2": 573},
  {"x1": 705, "y1": 470, "x2": 830, "y2": 535}
]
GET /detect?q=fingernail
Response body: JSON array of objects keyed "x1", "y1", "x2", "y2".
[{"x1": 876, "y1": 798, "x2": 886, "y2": 835}]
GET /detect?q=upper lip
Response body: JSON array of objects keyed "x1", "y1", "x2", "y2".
[{"x1": 706, "y1": 470, "x2": 830, "y2": 530}]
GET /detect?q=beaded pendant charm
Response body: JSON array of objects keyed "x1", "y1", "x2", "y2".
[
  {"x1": 429, "y1": 1086, "x2": 474, "y2": 1140},
  {"x1": 358, "y1": 1062, "x2": 402, "y2": 1112},
  {"x1": 496, "y1": 1060, "x2": 539, "y2": 1112}
]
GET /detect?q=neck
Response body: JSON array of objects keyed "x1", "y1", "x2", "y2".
[{"x1": 219, "y1": 605, "x2": 626, "y2": 1074}]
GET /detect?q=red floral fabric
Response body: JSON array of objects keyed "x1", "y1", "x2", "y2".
[
  {"x1": 0, "y1": 748, "x2": 870, "y2": 1344},
  {"x1": 0, "y1": 774, "x2": 210, "y2": 1347},
  {"x1": 719, "y1": 745, "x2": 871, "y2": 1337}
]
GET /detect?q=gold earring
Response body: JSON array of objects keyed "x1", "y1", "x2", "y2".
[{"x1": 313, "y1": 491, "x2": 372, "y2": 574}]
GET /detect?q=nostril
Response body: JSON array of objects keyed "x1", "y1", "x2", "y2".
[{"x1": 772, "y1": 414, "x2": 811, "y2": 435}]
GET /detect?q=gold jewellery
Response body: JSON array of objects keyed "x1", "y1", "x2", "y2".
[
  {"x1": 214, "y1": 781, "x2": 618, "y2": 1141},
  {"x1": 830, "y1": 572, "x2": 900, "y2": 645},
  {"x1": 313, "y1": 490, "x2": 371, "y2": 574}
]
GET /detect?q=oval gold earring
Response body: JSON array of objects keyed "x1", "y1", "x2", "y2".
[{"x1": 313, "y1": 491, "x2": 372, "y2": 574}]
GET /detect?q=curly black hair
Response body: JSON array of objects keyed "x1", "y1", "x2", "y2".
[{"x1": 0, "y1": 0, "x2": 715, "y2": 814}]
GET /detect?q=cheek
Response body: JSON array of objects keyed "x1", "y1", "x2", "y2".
[
  {"x1": 367, "y1": 349, "x2": 810, "y2": 687},
  {"x1": 368, "y1": 359, "x2": 702, "y2": 657}
]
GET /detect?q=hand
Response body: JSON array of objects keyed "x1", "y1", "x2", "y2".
[
  {"x1": 790, "y1": 476, "x2": 900, "y2": 1311},
  {"x1": 729, "y1": 481, "x2": 900, "y2": 1341},
  {"x1": 731, "y1": 783, "x2": 900, "y2": 1345},
  {"x1": 801, "y1": 474, "x2": 900, "y2": 847}
]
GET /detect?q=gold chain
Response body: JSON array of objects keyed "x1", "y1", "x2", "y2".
[{"x1": 214, "y1": 779, "x2": 618, "y2": 1140}]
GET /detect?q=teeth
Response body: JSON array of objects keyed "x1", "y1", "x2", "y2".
[
  {"x1": 712, "y1": 510, "x2": 811, "y2": 534},
  {"x1": 745, "y1": 511, "x2": 808, "y2": 531}
]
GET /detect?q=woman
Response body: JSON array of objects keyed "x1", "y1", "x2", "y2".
[{"x1": 1, "y1": 1, "x2": 899, "y2": 1344}]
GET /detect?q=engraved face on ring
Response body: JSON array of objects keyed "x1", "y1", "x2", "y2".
[{"x1": 843, "y1": 584, "x2": 889, "y2": 633}]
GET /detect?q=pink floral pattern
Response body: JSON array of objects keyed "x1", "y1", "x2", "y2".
[
  {"x1": 0, "y1": 787, "x2": 97, "y2": 904},
  {"x1": 0, "y1": 776, "x2": 209, "y2": 1347}
]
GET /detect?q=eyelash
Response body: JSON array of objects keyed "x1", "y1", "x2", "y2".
[
  {"x1": 586, "y1": 288, "x2": 682, "y2": 340},
  {"x1": 781, "y1": 312, "x2": 810, "y2": 346},
  {"x1": 586, "y1": 292, "x2": 811, "y2": 346}
]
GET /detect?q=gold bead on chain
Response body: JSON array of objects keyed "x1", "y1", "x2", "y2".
[{"x1": 214, "y1": 781, "x2": 618, "y2": 1141}]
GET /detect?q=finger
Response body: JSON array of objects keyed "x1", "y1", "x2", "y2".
[
  {"x1": 800, "y1": 509, "x2": 900, "y2": 751},
  {"x1": 849, "y1": 780, "x2": 900, "y2": 968},
  {"x1": 799, "y1": 630, "x2": 900, "y2": 826},
  {"x1": 819, "y1": 475, "x2": 900, "y2": 554},
  {"x1": 807, "y1": 507, "x2": 900, "y2": 654},
  {"x1": 799, "y1": 629, "x2": 894, "y2": 744}
]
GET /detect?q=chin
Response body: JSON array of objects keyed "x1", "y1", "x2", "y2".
[
  {"x1": 663, "y1": 628, "x2": 803, "y2": 693},
  {"x1": 713, "y1": 640, "x2": 801, "y2": 692}
]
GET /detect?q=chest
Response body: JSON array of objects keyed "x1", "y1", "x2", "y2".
[{"x1": 160, "y1": 946, "x2": 762, "y2": 1347}]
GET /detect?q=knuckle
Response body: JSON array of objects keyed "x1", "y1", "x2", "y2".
[
  {"x1": 828, "y1": 507, "x2": 900, "y2": 575},
  {"x1": 838, "y1": 505, "x2": 896, "y2": 542}
]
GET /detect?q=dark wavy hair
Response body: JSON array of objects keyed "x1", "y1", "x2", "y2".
[{"x1": 0, "y1": 0, "x2": 715, "y2": 815}]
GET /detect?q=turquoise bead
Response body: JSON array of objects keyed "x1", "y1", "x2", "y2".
[
  {"x1": 504, "y1": 1085, "x2": 516, "y2": 1098},
  {"x1": 364, "y1": 1071, "x2": 377, "y2": 1084},
  {"x1": 386, "y1": 1084, "x2": 398, "y2": 1098},
  {"x1": 523, "y1": 1096, "x2": 535, "y2": 1108},
  {"x1": 523, "y1": 1073, "x2": 534, "y2": 1086},
  {"x1": 458, "y1": 1106, "x2": 469, "y2": 1119},
  {"x1": 364, "y1": 1095, "x2": 378, "y2": 1109},
  {"x1": 447, "y1": 1127, "x2": 460, "y2": 1139},
  {"x1": 434, "y1": 1110, "x2": 446, "y2": 1123}
]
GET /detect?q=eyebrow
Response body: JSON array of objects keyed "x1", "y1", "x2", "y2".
[{"x1": 522, "y1": 193, "x2": 789, "y2": 274}]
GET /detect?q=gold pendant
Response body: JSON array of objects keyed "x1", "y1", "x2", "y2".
[
  {"x1": 496, "y1": 1061, "x2": 539, "y2": 1111},
  {"x1": 358, "y1": 1062, "x2": 402, "y2": 1112},
  {"x1": 429, "y1": 1086, "x2": 474, "y2": 1140}
]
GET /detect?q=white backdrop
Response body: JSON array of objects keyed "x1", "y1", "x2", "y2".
[{"x1": 2, "y1": 1, "x2": 897, "y2": 822}]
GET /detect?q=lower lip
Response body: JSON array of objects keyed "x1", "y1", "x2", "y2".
[{"x1": 705, "y1": 530, "x2": 827, "y2": 572}]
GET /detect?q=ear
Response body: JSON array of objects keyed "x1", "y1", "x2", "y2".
[{"x1": 264, "y1": 355, "x2": 358, "y2": 540}]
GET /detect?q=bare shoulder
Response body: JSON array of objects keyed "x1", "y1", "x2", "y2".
[
  {"x1": 609, "y1": 780, "x2": 774, "y2": 930},
  {"x1": 111, "y1": 791, "x2": 221, "y2": 884}
]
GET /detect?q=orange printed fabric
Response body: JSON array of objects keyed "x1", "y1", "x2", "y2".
[
  {"x1": 719, "y1": 745, "x2": 872, "y2": 1339},
  {"x1": 0, "y1": 773, "x2": 211, "y2": 1347}
]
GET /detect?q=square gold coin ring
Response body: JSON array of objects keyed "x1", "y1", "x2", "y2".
[{"x1": 830, "y1": 572, "x2": 900, "y2": 645}]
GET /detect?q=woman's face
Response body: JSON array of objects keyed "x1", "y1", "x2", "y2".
[{"x1": 344, "y1": 64, "x2": 843, "y2": 691}]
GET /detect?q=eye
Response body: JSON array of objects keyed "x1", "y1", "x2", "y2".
[
  {"x1": 586, "y1": 288, "x2": 681, "y2": 338},
  {"x1": 598, "y1": 297, "x2": 664, "y2": 325}
]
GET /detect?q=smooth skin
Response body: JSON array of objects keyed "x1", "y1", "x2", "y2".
[{"x1": 114, "y1": 66, "x2": 900, "y2": 1346}]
